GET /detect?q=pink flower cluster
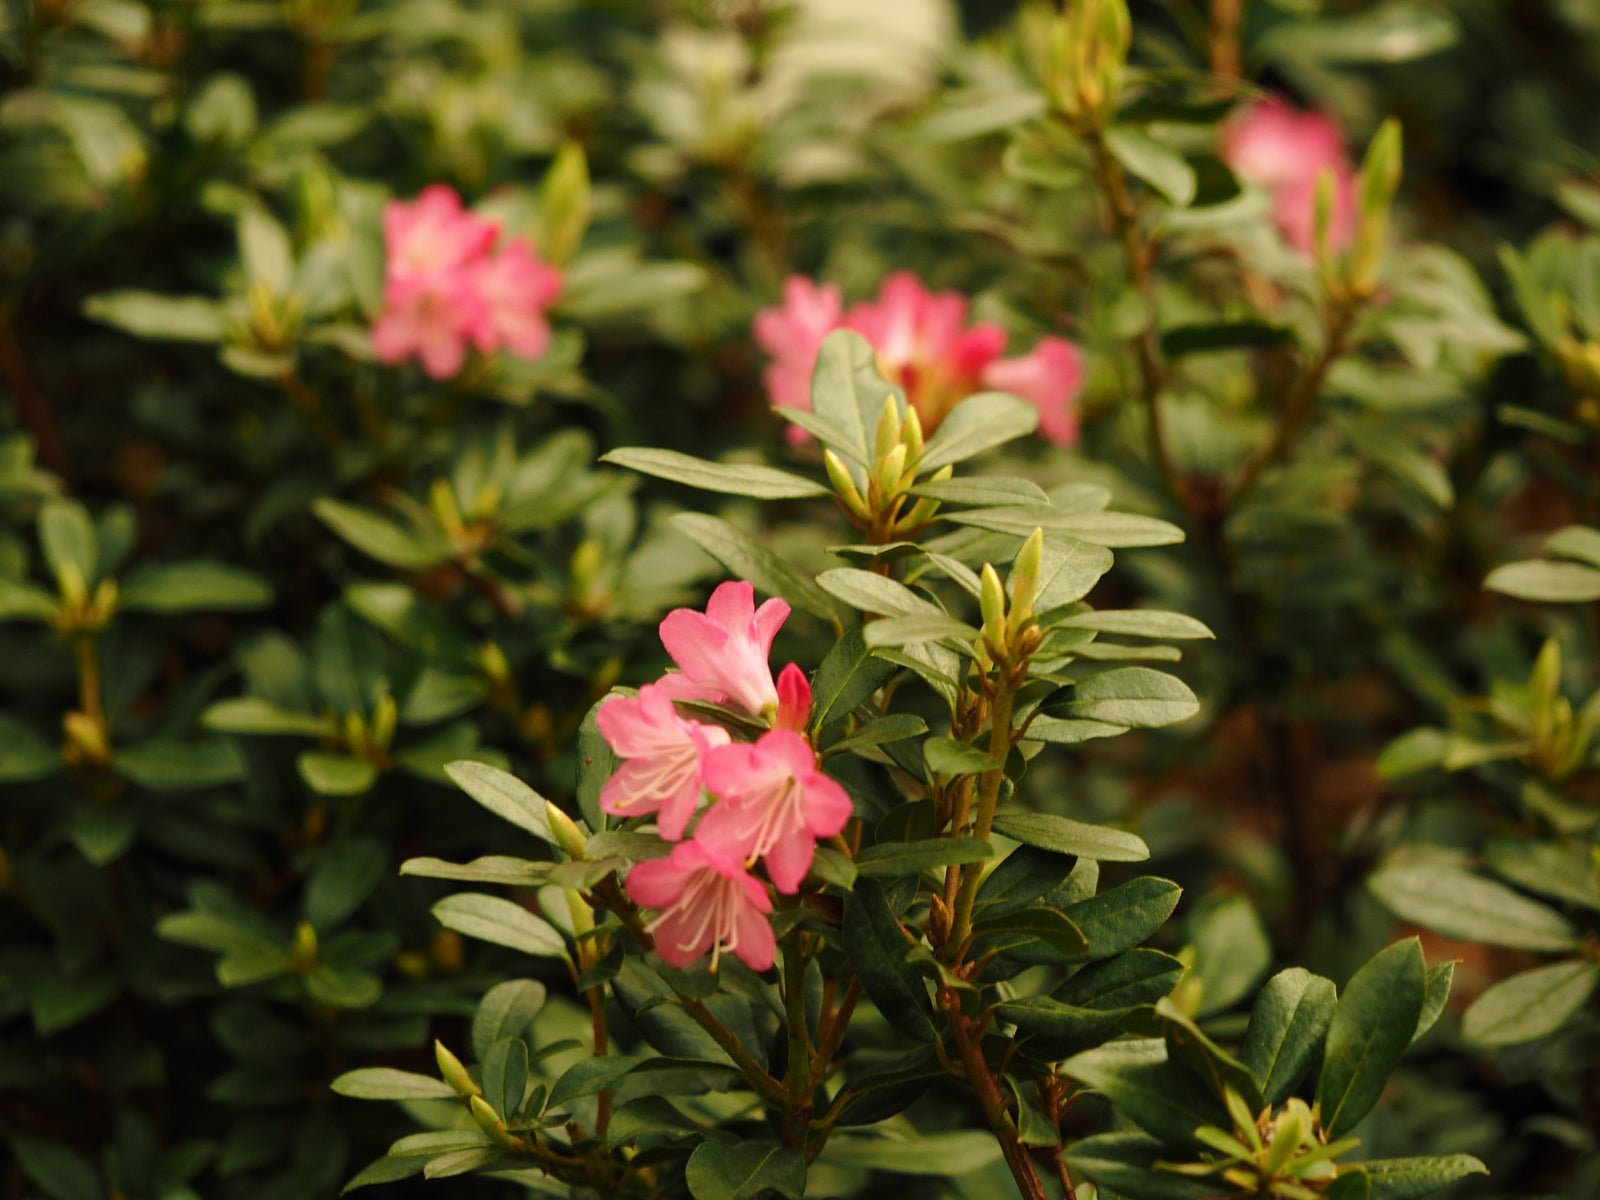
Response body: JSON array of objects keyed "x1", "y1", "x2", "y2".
[
  {"x1": 755, "y1": 272, "x2": 1084, "y2": 447},
  {"x1": 372, "y1": 185, "x2": 563, "y2": 380},
  {"x1": 1222, "y1": 97, "x2": 1356, "y2": 257},
  {"x1": 603, "y1": 581, "x2": 852, "y2": 972}
]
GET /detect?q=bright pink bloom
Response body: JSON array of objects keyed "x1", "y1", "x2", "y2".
[
  {"x1": 469, "y1": 237, "x2": 563, "y2": 359},
  {"x1": 1222, "y1": 97, "x2": 1356, "y2": 255},
  {"x1": 659, "y1": 581, "x2": 790, "y2": 717},
  {"x1": 371, "y1": 272, "x2": 481, "y2": 381},
  {"x1": 981, "y1": 337, "x2": 1083, "y2": 447},
  {"x1": 596, "y1": 684, "x2": 731, "y2": 840},
  {"x1": 754, "y1": 278, "x2": 844, "y2": 438},
  {"x1": 774, "y1": 663, "x2": 811, "y2": 733},
  {"x1": 626, "y1": 840, "x2": 775, "y2": 970},
  {"x1": 383, "y1": 185, "x2": 500, "y2": 283},
  {"x1": 845, "y1": 272, "x2": 1007, "y2": 431},
  {"x1": 697, "y1": 730, "x2": 853, "y2": 893}
]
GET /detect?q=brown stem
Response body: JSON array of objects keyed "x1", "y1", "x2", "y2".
[
  {"x1": 947, "y1": 687, "x2": 1015, "y2": 956},
  {"x1": 1088, "y1": 134, "x2": 1188, "y2": 514},
  {"x1": 942, "y1": 987, "x2": 1048, "y2": 1200},
  {"x1": 1209, "y1": 0, "x2": 1244, "y2": 79},
  {"x1": 0, "y1": 303, "x2": 69, "y2": 479},
  {"x1": 277, "y1": 371, "x2": 343, "y2": 453},
  {"x1": 811, "y1": 979, "x2": 860, "y2": 1074}
]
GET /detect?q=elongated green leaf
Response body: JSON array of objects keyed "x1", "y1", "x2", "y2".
[
  {"x1": 1057, "y1": 949, "x2": 1186, "y2": 1010},
  {"x1": 1545, "y1": 525, "x2": 1600, "y2": 567},
  {"x1": 855, "y1": 837, "x2": 992, "y2": 878},
  {"x1": 39, "y1": 499, "x2": 98, "y2": 588},
  {"x1": 119, "y1": 561, "x2": 272, "y2": 612},
  {"x1": 1158, "y1": 998, "x2": 1264, "y2": 1110},
  {"x1": 1259, "y1": 1, "x2": 1457, "y2": 65},
  {"x1": 809, "y1": 329, "x2": 904, "y2": 462},
  {"x1": 1052, "y1": 668, "x2": 1199, "y2": 728},
  {"x1": 998, "y1": 995, "x2": 1147, "y2": 1057},
  {"x1": 943, "y1": 506, "x2": 1184, "y2": 547},
  {"x1": 909, "y1": 478, "x2": 1050, "y2": 507},
  {"x1": 313, "y1": 499, "x2": 444, "y2": 569},
  {"x1": 0, "y1": 576, "x2": 60, "y2": 622},
  {"x1": 1065, "y1": 1132, "x2": 1217, "y2": 1200},
  {"x1": 975, "y1": 906, "x2": 1090, "y2": 956},
  {"x1": 547, "y1": 1056, "x2": 643, "y2": 1110},
  {"x1": 811, "y1": 625, "x2": 896, "y2": 729},
  {"x1": 1365, "y1": 1155, "x2": 1489, "y2": 1199},
  {"x1": 923, "y1": 736, "x2": 1002, "y2": 777},
  {"x1": 84, "y1": 291, "x2": 225, "y2": 341},
  {"x1": 0, "y1": 715, "x2": 61, "y2": 781},
  {"x1": 685, "y1": 1140, "x2": 806, "y2": 1200},
  {"x1": 1034, "y1": 536, "x2": 1115, "y2": 609},
  {"x1": 400, "y1": 856, "x2": 550, "y2": 886},
  {"x1": 1415, "y1": 960, "x2": 1455, "y2": 1042},
  {"x1": 992, "y1": 810, "x2": 1150, "y2": 862},
  {"x1": 920, "y1": 392, "x2": 1040, "y2": 471},
  {"x1": 825, "y1": 713, "x2": 928, "y2": 756},
  {"x1": 203, "y1": 697, "x2": 330, "y2": 736},
  {"x1": 432, "y1": 894, "x2": 567, "y2": 959},
  {"x1": 1106, "y1": 127, "x2": 1196, "y2": 206},
  {"x1": 1368, "y1": 864, "x2": 1579, "y2": 951},
  {"x1": 1484, "y1": 838, "x2": 1600, "y2": 912},
  {"x1": 473, "y1": 980, "x2": 547, "y2": 1059},
  {"x1": 1484, "y1": 559, "x2": 1600, "y2": 603},
  {"x1": 862, "y1": 613, "x2": 978, "y2": 651},
  {"x1": 602, "y1": 449, "x2": 829, "y2": 500},
  {"x1": 1460, "y1": 959, "x2": 1600, "y2": 1046},
  {"x1": 818, "y1": 1131, "x2": 1001, "y2": 1175},
  {"x1": 444, "y1": 760, "x2": 554, "y2": 844},
  {"x1": 673, "y1": 513, "x2": 840, "y2": 622},
  {"x1": 1242, "y1": 967, "x2": 1338, "y2": 1104},
  {"x1": 330, "y1": 1068, "x2": 457, "y2": 1100},
  {"x1": 1317, "y1": 938, "x2": 1426, "y2": 1136},
  {"x1": 841, "y1": 880, "x2": 935, "y2": 1040},
  {"x1": 816, "y1": 568, "x2": 939, "y2": 617},
  {"x1": 1065, "y1": 1038, "x2": 1226, "y2": 1146},
  {"x1": 1056, "y1": 610, "x2": 1214, "y2": 640},
  {"x1": 1065, "y1": 877, "x2": 1183, "y2": 961},
  {"x1": 298, "y1": 752, "x2": 378, "y2": 796}
]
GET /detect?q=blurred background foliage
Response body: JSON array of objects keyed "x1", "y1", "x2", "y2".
[{"x1": 2, "y1": 0, "x2": 1599, "y2": 1197}]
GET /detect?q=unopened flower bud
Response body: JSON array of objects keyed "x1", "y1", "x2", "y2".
[
  {"x1": 1010, "y1": 528, "x2": 1043, "y2": 623},
  {"x1": 436, "y1": 1039, "x2": 481, "y2": 1099},
  {"x1": 470, "y1": 1094, "x2": 518, "y2": 1148},
  {"x1": 873, "y1": 395, "x2": 901, "y2": 463},
  {"x1": 547, "y1": 802, "x2": 587, "y2": 861},
  {"x1": 824, "y1": 449, "x2": 870, "y2": 521},
  {"x1": 290, "y1": 920, "x2": 318, "y2": 972},
  {"x1": 371, "y1": 693, "x2": 397, "y2": 752},
  {"x1": 980, "y1": 563, "x2": 1007, "y2": 647},
  {"x1": 874, "y1": 444, "x2": 908, "y2": 501},
  {"x1": 428, "y1": 478, "x2": 466, "y2": 541}
]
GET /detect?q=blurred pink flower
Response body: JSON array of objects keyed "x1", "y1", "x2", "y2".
[
  {"x1": 596, "y1": 683, "x2": 731, "y2": 840},
  {"x1": 383, "y1": 184, "x2": 500, "y2": 283},
  {"x1": 981, "y1": 337, "x2": 1084, "y2": 446},
  {"x1": 374, "y1": 186, "x2": 564, "y2": 378},
  {"x1": 627, "y1": 840, "x2": 775, "y2": 971},
  {"x1": 697, "y1": 729, "x2": 853, "y2": 893},
  {"x1": 753, "y1": 272, "x2": 1083, "y2": 445},
  {"x1": 754, "y1": 277, "x2": 843, "y2": 437},
  {"x1": 659, "y1": 581, "x2": 790, "y2": 717},
  {"x1": 469, "y1": 237, "x2": 563, "y2": 359},
  {"x1": 1223, "y1": 97, "x2": 1356, "y2": 255}
]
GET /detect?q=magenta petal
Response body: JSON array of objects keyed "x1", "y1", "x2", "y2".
[{"x1": 733, "y1": 904, "x2": 776, "y2": 971}]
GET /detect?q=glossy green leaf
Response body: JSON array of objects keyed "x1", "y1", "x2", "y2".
[
  {"x1": 674, "y1": 513, "x2": 840, "y2": 622},
  {"x1": 1049, "y1": 668, "x2": 1200, "y2": 728},
  {"x1": 602, "y1": 448, "x2": 828, "y2": 500},
  {"x1": 685, "y1": 1139, "x2": 805, "y2": 1200},
  {"x1": 1460, "y1": 959, "x2": 1600, "y2": 1047},
  {"x1": 1368, "y1": 864, "x2": 1580, "y2": 951},
  {"x1": 1317, "y1": 938, "x2": 1427, "y2": 1136},
  {"x1": 444, "y1": 760, "x2": 555, "y2": 844},
  {"x1": 120, "y1": 561, "x2": 272, "y2": 612},
  {"x1": 991, "y1": 809, "x2": 1151, "y2": 862},
  {"x1": 855, "y1": 836, "x2": 991, "y2": 878},
  {"x1": 919, "y1": 392, "x2": 1040, "y2": 471},
  {"x1": 1242, "y1": 967, "x2": 1338, "y2": 1105},
  {"x1": 1365, "y1": 1155, "x2": 1490, "y2": 1199},
  {"x1": 432, "y1": 894, "x2": 568, "y2": 959}
]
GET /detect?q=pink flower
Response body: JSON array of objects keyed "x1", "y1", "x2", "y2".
[
  {"x1": 774, "y1": 663, "x2": 811, "y2": 733},
  {"x1": 596, "y1": 683, "x2": 731, "y2": 840},
  {"x1": 371, "y1": 272, "x2": 481, "y2": 380},
  {"x1": 469, "y1": 237, "x2": 563, "y2": 359},
  {"x1": 845, "y1": 272, "x2": 1007, "y2": 431},
  {"x1": 1222, "y1": 97, "x2": 1356, "y2": 255},
  {"x1": 981, "y1": 336, "x2": 1084, "y2": 447},
  {"x1": 697, "y1": 730, "x2": 854, "y2": 893},
  {"x1": 659, "y1": 581, "x2": 790, "y2": 717},
  {"x1": 626, "y1": 840, "x2": 775, "y2": 971},
  {"x1": 383, "y1": 184, "x2": 500, "y2": 284},
  {"x1": 754, "y1": 278, "x2": 844, "y2": 437}
]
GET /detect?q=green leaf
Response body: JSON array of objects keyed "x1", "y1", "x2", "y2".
[
  {"x1": 482, "y1": 1037, "x2": 529, "y2": 1120},
  {"x1": 432, "y1": 894, "x2": 568, "y2": 959},
  {"x1": 330, "y1": 1068, "x2": 457, "y2": 1101},
  {"x1": 997, "y1": 994, "x2": 1147, "y2": 1058},
  {"x1": 841, "y1": 879, "x2": 936, "y2": 1040},
  {"x1": 908, "y1": 478, "x2": 1050, "y2": 507},
  {"x1": 1484, "y1": 559, "x2": 1600, "y2": 602},
  {"x1": 815, "y1": 568, "x2": 939, "y2": 617},
  {"x1": 1242, "y1": 967, "x2": 1338, "y2": 1105},
  {"x1": 1365, "y1": 1155, "x2": 1490, "y2": 1199},
  {"x1": 444, "y1": 760, "x2": 554, "y2": 844},
  {"x1": 84, "y1": 291, "x2": 225, "y2": 341},
  {"x1": 400, "y1": 856, "x2": 549, "y2": 886},
  {"x1": 0, "y1": 576, "x2": 60, "y2": 622},
  {"x1": 1545, "y1": 524, "x2": 1600, "y2": 567},
  {"x1": 1025, "y1": 716, "x2": 1130, "y2": 745},
  {"x1": 115, "y1": 739, "x2": 245, "y2": 791},
  {"x1": 1484, "y1": 838, "x2": 1600, "y2": 912},
  {"x1": 943, "y1": 506, "x2": 1184, "y2": 547},
  {"x1": 1057, "y1": 949, "x2": 1186, "y2": 1010},
  {"x1": 673, "y1": 513, "x2": 841, "y2": 623},
  {"x1": 855, "y1": 837, "x2": 992, "y2": 878},
  {"x1": 991, "y1": 809, "x2": 1150, "y2": 862},
  {"x1": 472, "y1": 980, "x2": 547, "y2": 1059},
  {"x1": 1106, "y1": 127, "x2": 1197, "y2": 206},
  {"x1": 811, "y1": 625, "x2": 896, "y2": 729},
  {"x1": 1034, "y1": 536, "x2": 1115, "y2": 609},
  {"x1": 916, "y1": 88, "x2": 1047, "y2": 143},
  {"x1": 0, "y1": 715, "x2": 61, "y2": 781},
  {"x1": 1368, "y1": 864, "x2": 1580, "y2": 951},
  {"x1": 1065, "y1": 877, "x2": 1183, "y2": 961},
  {"x1": 685, "y1": 1140, "x2": 805, "y2": 1200},
  {"x1": 547, "y1": 1056, "x2": 643, "y2": 1110},
  {"x1": 1056, "y1": 610, "x2": 1214, "y2": 640},
  {"x1": 808, "y1": 329, "x2": 905, "y2": 463},
  {"x1": 601, "y1": 448, "x2": 829, "y2": 500},
  {"x1": 313, "y1": 499, "x2": 443, "y2": 570},
  {"x1": 1415, "y1": 960, "x2": 1455, "y2": 1042},
  {"x1": 818, "y1": 1130, "x2": 1002, "y2": 1175},
  {"x1": 203, "y1": 697, "x2": 330, "y2": 736},
  {"x1": 1327, "y1": 1168, "x2": 1372, "y2": 1200},
  {"x1": 65, "y1": 806, "x2": 135, "y2": 865},
  {"x1": 1065, "y1": 1038, "x2": 1227, "y2": 1147},
  {"x1": 974, "y1": 906, "x2": 1090, "y2": 956},
  {"x1": 1259, "y1": 1, "x2": 1457, "y2": 64},
  {"x1": 39, "y1": 499, "x2": 98, "y2": 588},
  {"x1": 238, "y1": 205, "x2": 295, "y2": 294},
  {"x1": 119, "y1": 561, "x2": 272, "y2": 612},
  {"x1": 922, "y1": 736, "x2": 1003, "y2": 778},
  {"x1": 1460, "y1": 959, "x2": 1600, "y2": 1047},
  {"x1": 1050, "y1": 668, "x2": 1199, "y2": 727},
  {"x1": 826, "y1": 713, "x2": 928, "y2": 756},
  {"x1": 919, "y1": 392, "x2": 1040, "y2": 471},
  {"x1": 1066, "y1": 1132, "x2": 1218, "y2": 1200},
  {"x1": 862, "y1": 613, "x2": 979, "y2": 651},
  {"x1": 1188, "y1": 894, "x2": 1271, "y2": 1016},
  {"x1": 340, "y1": 1154, "x2": 427, "y2": 1193},
  {"x1": 304, "y1": 838, "x2": 387, "y2": 930},
  {"x1": 1316, "y1": 938, "x2": 1427, "y2": 1137},
  {"x1": 298, "y1": 752, "x2": 379, "y2": 797},
  {"x1": 12, "y1": 1136, "x2": 102, "y2": 1200},
  {"x1": 1158, "y1": 998, "x2": 1264, "y2": 1110},
  {"x1": 1160, "y1": 321, "x2": 1292, "y2": 357}
]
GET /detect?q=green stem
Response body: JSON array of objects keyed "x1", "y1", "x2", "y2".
[{"x1": 946, "y1": 687, "x2": 1015, "y2": 957}]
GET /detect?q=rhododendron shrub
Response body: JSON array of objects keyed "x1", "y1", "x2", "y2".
[{"x1": 6, "y1": 0, "x2": 1598, "y2": 1196}]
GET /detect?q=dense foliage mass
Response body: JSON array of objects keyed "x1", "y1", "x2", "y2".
[{"x1": 3, "y1": 1, "x2": 1600, "y2": 1198}]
